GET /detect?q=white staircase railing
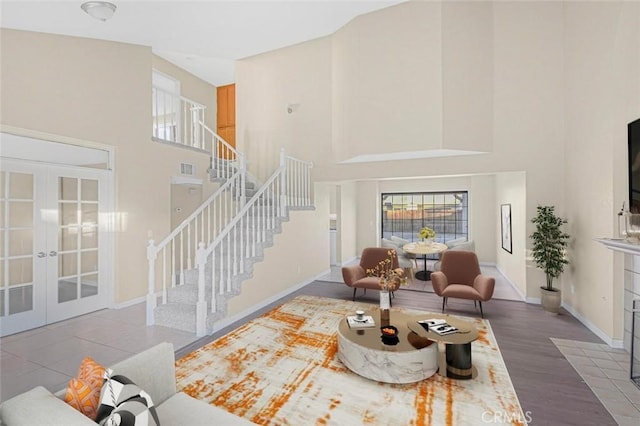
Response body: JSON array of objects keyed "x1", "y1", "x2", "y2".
[
  {"x1": 201, "y1": 122, "x2": 241, "y2": 182},
  {"x1": 283, "y1": 151, "x2": 313, "y2": 208},
  {"x1": 146, "y1": 114, "x2": 246, "y2": 325},
  {"x1": 152, "y1": 86, "x2": 207, "y2": 150},
  {"x1": 146, "y1": 143, "x2": 313, "y2": 335},
  {"x1": 192, "y1": 150, "x2": 313, "y2": 335},
  {"x1": 146, "y1": 161, "x2": 246, "y2": 325}
]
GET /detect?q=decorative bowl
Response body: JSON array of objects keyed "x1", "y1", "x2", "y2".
[
  {"x1": 380, "y1": 325, "x2": 398, "y2": 337},
  {"x1": 380, "y1": 325, "x2": 399, "y2": 345}
]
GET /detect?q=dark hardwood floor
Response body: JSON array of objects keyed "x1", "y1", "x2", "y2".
[{"x1": 179, "y1": 281, "x2": 617, "y2": 426}]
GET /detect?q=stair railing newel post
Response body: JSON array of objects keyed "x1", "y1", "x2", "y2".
[
  {"x1": 195, "y1": 242, "x2": 207, "y2": 337},
  {"x1": 280, "y1": 148, "x2": 287, "y2": 218},
  {"x1": 146, "y1": 239, "x2": 157, "y2": 326}
]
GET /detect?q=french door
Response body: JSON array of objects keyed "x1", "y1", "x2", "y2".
[{"x1": 0, "y1": 160, "x2": 111, "y2": 336}]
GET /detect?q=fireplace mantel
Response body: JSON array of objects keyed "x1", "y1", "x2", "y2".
[
  {"x1": 595, "y1": 238, "x2": 640, "y2": 255},
  {"x1": 597, "y1": 238, "x2": 640, "y2": 354}
]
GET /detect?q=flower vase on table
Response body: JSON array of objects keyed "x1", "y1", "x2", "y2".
[
  {"x1": 364, "y1": 250, "x2": 408, "y2": 322},
  {"x1": 418, "y1": 227, "x2": 436, "y2": 246},
  {"x1": 379, "y1": 290, "x2": 391, "y2": 321}
]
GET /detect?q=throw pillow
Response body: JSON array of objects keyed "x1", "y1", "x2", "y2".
[
  {"x1": 96, "y1": 369, "x2": 160, "y2": 426},
  {"x1": 64, "y1": 357, "x2": 106, "y2": 419},
  {"x1": 78, "y1": 356, "x2": 106, "y2": 387}
]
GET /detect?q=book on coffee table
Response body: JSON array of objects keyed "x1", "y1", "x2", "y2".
[
  {"x1": 430, "y1": 323, "x2": 458, "y2": 335},
  {"x1": 346, "y1": 315, "x2": 376, "y2": 328},
  {"x1": 418, "y1": 319, "x2": 447, "y2": 328},
  {"x1": 417, "y1": 319, "x2": 458, "y2": 335}
]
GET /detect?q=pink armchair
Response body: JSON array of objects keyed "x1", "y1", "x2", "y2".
[
  {"x1": 430, "y1": 251, "x2": 495, "y2": 318},
  {"x1": 342, "y1": 247, "x2": 401, "y2": 303}
]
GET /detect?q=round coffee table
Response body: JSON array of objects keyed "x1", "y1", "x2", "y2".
[
  {"x1": 336, "y1": 310, "x2": 438, "y2": 384},
  {"x1": 406, "y1": 314, "x2": 479, "y2": 379}
]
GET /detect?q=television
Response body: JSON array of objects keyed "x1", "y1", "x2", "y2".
[{"x1": 629, "y1": 118, "x2": 640, "y2": 212}]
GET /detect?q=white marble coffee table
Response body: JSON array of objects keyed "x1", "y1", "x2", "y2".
[{"x1": 336, "y1": 310, "x2": 438, "y2": 384}]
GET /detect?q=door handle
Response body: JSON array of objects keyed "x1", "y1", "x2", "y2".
[
  {"x1": 36, "y1": 252, "x2": 46, "y2": 258},
  {"x1": 49, "y1": 251, "x2": 58, "y2": 257}
]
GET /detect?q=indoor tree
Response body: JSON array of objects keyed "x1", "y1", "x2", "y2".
[{"x1": 530, "y1": 205, "x2": 569, "y2": 291}]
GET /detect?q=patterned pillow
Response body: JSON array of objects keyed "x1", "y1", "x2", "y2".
[
  {"x1": 78, "y1": 356, "x2": 105, "y2": 387},
  {"x1": 64, "y1": 357, "x2": 106, "y2": 419},
  {"x1": 95, "y1": 369, "x2": 160, "y2": 426}
]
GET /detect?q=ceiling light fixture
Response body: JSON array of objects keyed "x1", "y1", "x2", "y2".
[{"x1": 81, "y1": 1, "x2": 117, "y2": 22}]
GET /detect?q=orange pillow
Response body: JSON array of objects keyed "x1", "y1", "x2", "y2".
[
  {"x1": 64, "y1": 357, "x2": 105, "y2": 419},
  {"x1": 77, "y1": 357, "x2": 105, "y2": 387}
]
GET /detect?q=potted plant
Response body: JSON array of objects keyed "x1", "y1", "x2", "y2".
[{"x1": 530, "y1": 205, "x2": 569, "y2": 314}]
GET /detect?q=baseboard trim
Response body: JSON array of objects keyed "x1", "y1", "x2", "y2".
[
  {"x1": 561, "y1": 302, "x2": 624, "y2": 349},
  {"x1": 523, "y1": 295, "x2": 622, "y2": 348},
  {"x1": 494, "y1": 265, "x2": 527, "y2": 302},
  {"x1": 208, "y1": 270, "x2": 330, "y2": 335},
  {"x1": 112, "y1": 294, "x2": 149, "y2": 309}
]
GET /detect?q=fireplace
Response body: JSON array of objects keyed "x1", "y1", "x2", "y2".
[{"x1": 632, "y1": 299, "x2": 640, "y2": 390}]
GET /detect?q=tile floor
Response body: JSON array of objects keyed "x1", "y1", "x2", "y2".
[
  {"x1": 552, "y1": 338, "x2": 640, "y2": 426},
  {"x1": 0, "y1": 303, "x2": 199, "y2": 402}
]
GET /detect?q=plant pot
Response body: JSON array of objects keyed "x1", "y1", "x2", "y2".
[{"x1": 540, "y1": 287, "x2": 561, "y2": 314}]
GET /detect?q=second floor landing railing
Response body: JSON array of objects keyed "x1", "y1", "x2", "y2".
[{"x1": 152, "y1": 85, "x2": 206, "y2": 150}]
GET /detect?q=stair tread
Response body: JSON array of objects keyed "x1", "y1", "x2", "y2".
[{"x1": 152, "y1": 160, "x2": 306, "y2": 335}]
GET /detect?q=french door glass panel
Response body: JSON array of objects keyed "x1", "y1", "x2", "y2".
[
  {"x1": 0, "y1": 165, "x2": 46, "y2": 335},
  {"x1": 0, "y1": 160, "x2": 110, "y2": 336},
  {"x1": 47, "y1": 167, "x2": 107, "y2": 323}
]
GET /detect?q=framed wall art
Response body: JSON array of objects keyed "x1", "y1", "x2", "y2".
[{"x1": 501, "y1": 204, "x2": 512, "y2": 254}]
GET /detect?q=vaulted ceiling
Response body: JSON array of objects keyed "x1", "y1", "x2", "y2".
[{"x1": 1, "y1": 0, "x2": 406, "y2": 86}]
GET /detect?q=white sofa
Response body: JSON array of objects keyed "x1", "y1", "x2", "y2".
[
  {"x1": 0, "y1": 342, "x2": 254, "y2": 426},
  {"x1": 431, "y1": 238, "x2": 476, "y2": 271}
]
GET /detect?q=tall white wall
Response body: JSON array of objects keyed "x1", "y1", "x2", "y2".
[
  {"x1": 563, "y1": 1, "x2": 640, "y2": 341},
  {"x1": 331, "y1": 1, "x2": 443, "y2": 161},
  {"x1": 236, "y1": 37, "x2": 333, "y2": 181},
  {"x1": 232, "y1": 1, "x2": 638, "y2": 343},
  {"x1": 442, "y1": 1, "x2": 493, "y2": 153}
]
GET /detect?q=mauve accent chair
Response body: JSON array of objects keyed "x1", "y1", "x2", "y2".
[
  {"x1": 430, "y1": 251, "x2": 495, "y2": 318},
  {"x1": 342, "y1": 247, "x2": 401, "y2": 303}
]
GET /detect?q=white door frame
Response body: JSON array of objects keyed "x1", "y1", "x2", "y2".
[{"x1": 0, "y1": 130, "x2": 114, "y2": 336}]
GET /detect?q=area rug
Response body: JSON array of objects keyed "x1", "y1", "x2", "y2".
[{"x1": 175, "y1": 295, "x2": 526, "y2": 425}]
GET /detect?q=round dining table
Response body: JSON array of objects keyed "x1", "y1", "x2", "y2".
[{"x1": 402, "y1": 242, "x2": 448, "y2": 281}]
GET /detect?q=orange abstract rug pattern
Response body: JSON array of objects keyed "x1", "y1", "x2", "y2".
[{"x1": 175, "y1": 295, "x2": 526, "y2": 425}]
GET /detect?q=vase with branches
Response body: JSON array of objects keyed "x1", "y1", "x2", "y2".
[{"x1": 366, "y1": 250, "x2": 407, "y2": 320}]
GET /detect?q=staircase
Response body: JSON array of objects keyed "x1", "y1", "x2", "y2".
[
  {"x1": 146, "y1": 95, "x2": 313, "y2": 336},
  {"x1": 151, "y1": 205, "x2": 286, "y2": 334}
]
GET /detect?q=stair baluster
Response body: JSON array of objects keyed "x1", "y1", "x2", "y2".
[{"x1": 147, "y1": 124, "x2": 313, "y2": 336}]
